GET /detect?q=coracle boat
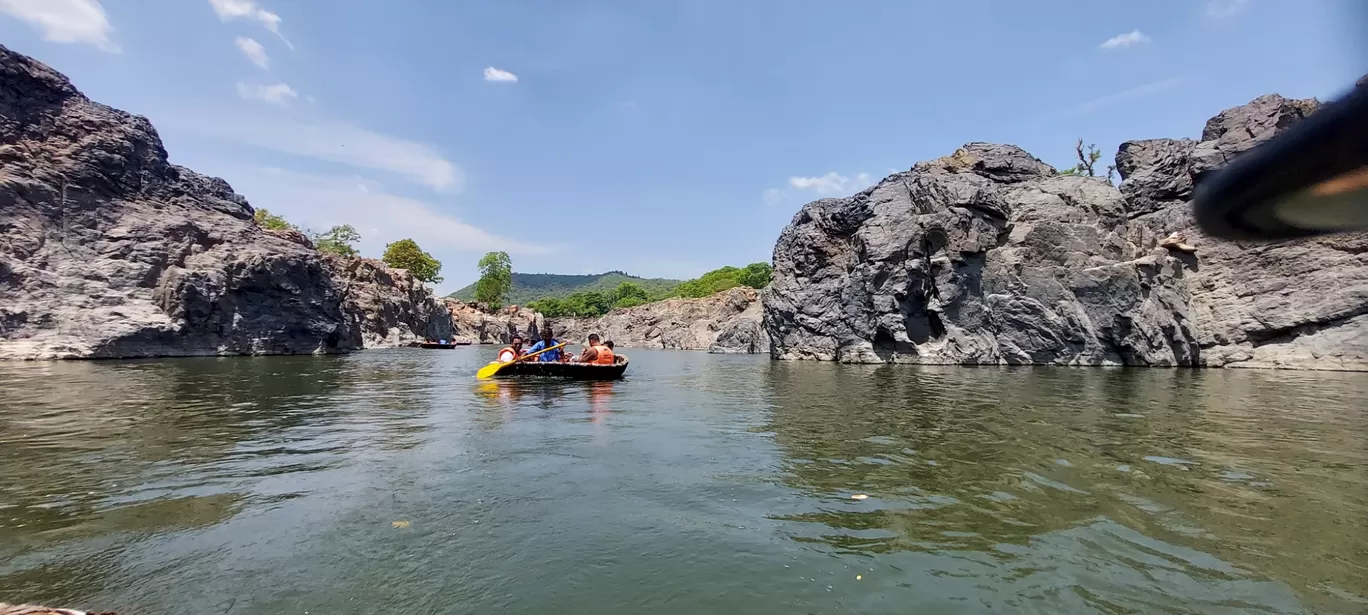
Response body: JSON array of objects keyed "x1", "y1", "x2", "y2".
[{"x1": 495, "y1": 355, "x2": 629, "y2": 380}]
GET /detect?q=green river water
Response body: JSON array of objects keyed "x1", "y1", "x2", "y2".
[{"x1": 0, "y1": 348, "x2": 1365, "y2": 614}]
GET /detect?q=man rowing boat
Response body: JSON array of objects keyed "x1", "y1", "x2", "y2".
[{"x1": 525, "y1": 327, "x2": 565, "y2": 362}]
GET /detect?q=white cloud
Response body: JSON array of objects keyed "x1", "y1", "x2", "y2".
[
  {"x1": 787, "y1": 171, "x2": 876, "y2": 195},
  {"x1": 0, "y1": 0, "x2": 117, "y2": 51},
  {"x1": 1046, "y1": 77, "x2": 1184, "y2": 119},
  {"x1": 762, "y1": 188, "x2": 786, "y2": 206},
  {"x1": 1207, "y1": 0, "x2": 1249, "y2": 18},
  {"x1": 185, "y1": 115, "x2": 463, "y2": 192},
  {"x1": 228, "y1": 168, "x2": 547, "y2": 260},
  {"x1": 236, "y1": 82, "x2": 297, "y2": 106},
  {"x1": 1099, "y1": 30, "x2": 1150, "y2": 49},
  {"x1": 484, "y1": 67, "x2": 519, "y2": 83},
  {"x1": 208, "y1": 0, "x2": 291, "y2": 49},
  {"x1": 235, "y1": 36, "x2": 268, "y2": 69}
]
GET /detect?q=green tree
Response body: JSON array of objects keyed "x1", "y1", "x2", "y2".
[
  {"x1": 313, "y1": 225, "x2": 361, "y2": 258},
  {"x1": 1059, "y1": 139, "x2": 1116, "y2": 183},
  {"x1": 475, "y1": 251, "x2": 513, "y2": 308},
  {"x1": 382, "y1": 238, "x2": 443, "y2": 284},
  {"x1": 737, "y1": 262, "x2": 773, "y2": 289},
  {"x1": 253, "y1": 208, "x2": 294, "y2": 231},
  {"x1": 611, "y1": 281, "x2": 650, "y2": 308}
]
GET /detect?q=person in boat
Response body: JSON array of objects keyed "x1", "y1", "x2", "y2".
[
  {"x1": 497, "y1": 335, "x2": 524, "y2": 363},
  {"x1": 576, "y1": 333, "x2": 616, "y2": 365},
  {"x1": 604, "y1": 340, "x2": 615, "y2": 351},
  {"x1": 525, "y1": 327, "x2": 565, "y2": 362}
]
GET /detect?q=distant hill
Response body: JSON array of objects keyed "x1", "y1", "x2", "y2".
[{"x1": 447, "y1": 271, "x2": 681, "y2": 305}]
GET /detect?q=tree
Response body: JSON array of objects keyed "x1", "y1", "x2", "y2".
[
  {"x1": 253, "y1": 208, "x2": 294, "y2": 231},
  {"x1": 313, "y1": 225, "x2": 361, "y2": 258},
  {"x1": 611, "y1": 281, "x2": 649, "y2": 308},
  {"x1": 1059, "y1": 139, "x2": 1116, "y2": 183},
  {"x1": 382, "y1": 238, "x2": 443, "y2": 284},
  {"x1": 737, "y1": 262, "x2": 773, "y2": 289},
  {"x1": 475, "y1": 251, "x2": 513, "y2": 308}
]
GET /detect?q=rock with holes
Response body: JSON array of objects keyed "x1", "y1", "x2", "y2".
[
  {"x1": 766, "y1": 88, "x2": 1368, "y2": 370},
  {"x1": 0, "y1": 44, "x2": 452, "y2": 359}
]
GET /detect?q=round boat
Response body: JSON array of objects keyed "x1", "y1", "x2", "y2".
[{"x1": 495, "y1": 356, "x2": 629, "y2": 380}]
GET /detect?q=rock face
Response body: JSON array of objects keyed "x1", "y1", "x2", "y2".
[
  {"x1": 0, "y1": 45, "x2": 451, "y2": 359},
  {"x1": 551, "y1": 286, "x2": 769, "y2": 353},
  {"x1": 445, "y1": 300, "x2": 543, "y2": 345},
  {"x1": 765, "y1": 92, "x2": 1368, "y2": 370},
  {"x1": 333, "y1": 257, "x2": 455, "y2": 348}
]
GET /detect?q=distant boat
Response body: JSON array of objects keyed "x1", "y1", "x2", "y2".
[
  {"x1": 495, "y1": 356, "x2": 629, "y2": 380},
  {"x1": 417, "y1": 341, "x2": 471, "y2": 349}
]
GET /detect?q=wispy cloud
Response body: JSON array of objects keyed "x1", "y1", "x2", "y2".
[
  {"x1": 235, "y1": 36, "x2": 269, "y2": 69},
  {"x1": 788, "y1": 172, "x2": 874, "y2": 195},
  {"x1": 0, "y1": 0, "x2": 117, "y2": 52},
  {"x1": 208, "y1": 0, "x2": 292, "y2": 49},
  {"x1": 186, "y1": 115, "x2": 463, "y2": 192},
  {"x1": 763, "y1": 171, "x2": 875, "y2": 206},
  {"x1": 1044, "y1": 77, "x2": 1183, "y2": 120},
  {"x1": 1206, "y1": 0, "x2": 1249, "y2": 18},
  {"x1": 1099, "y1": 30, "x2": 1150, "y2": 49},
  {"x1": 228, "y1": 167, "x2": 548, "y2": 259},
  {"x1": 483, "y1": 67, "x2": 519, "y2": 83},
  {"x1": 236, "y1": 82, "x2": 297, "y2": 105}
]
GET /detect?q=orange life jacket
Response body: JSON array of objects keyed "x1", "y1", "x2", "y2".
[
  {"x1": 497, "y1": 347, "x2": 521, "y2": 363},
  {"x1": 593, "y1": 344, "x2": 615, "y2": 365}
]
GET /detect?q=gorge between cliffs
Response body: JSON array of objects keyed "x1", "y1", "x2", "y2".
[{"x1": 1, "y1": 44, "x2": 1365, "y2": 371}]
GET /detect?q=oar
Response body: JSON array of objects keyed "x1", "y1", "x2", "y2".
[{"x1": 475, "y1": 341, "x2": 569, "y2": 380}]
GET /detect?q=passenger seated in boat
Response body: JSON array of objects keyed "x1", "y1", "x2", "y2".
[
  {"x1": 497, "y1": 336, "x2": 524, "y2": 363},
  {"x1": 577, "y1": 334, "x2": 616, "y2": 365},
  {"x1": 526, "y1": 328, "x2": 564, "y2": 362},
  {"x1": 604, "y1": 340, "x2": 615, "y2": 351}
]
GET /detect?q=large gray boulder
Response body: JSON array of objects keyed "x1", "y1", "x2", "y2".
[
  {"x1": 765, "y1": 91, "x2": 1368, "y2": 370},
  {"x1": 0, "y1": 44, "x2": 452, "y2": 359}
]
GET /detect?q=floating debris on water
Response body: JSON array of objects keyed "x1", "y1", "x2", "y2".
[
  {"x1": 1054, "y1": 459, "x2": 1072, "y2": 467},
  {"x1": 850, "y1": 494, "x2": 869, "y2": 500},
  {"x1": 856, "y1": 575, "x2": 863, "y2": 580},
  {"x1": 391, "y1": 520, "x2": 411, "y2": 529}
]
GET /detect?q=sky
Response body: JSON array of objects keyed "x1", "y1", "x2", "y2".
[{"x1": 1, "y1": 0, "x2": 1365, "y2": 294}]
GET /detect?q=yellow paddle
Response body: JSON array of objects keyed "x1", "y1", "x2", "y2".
[{"x1": 475, "y1": 341, "x2": 569, "y2": 380}]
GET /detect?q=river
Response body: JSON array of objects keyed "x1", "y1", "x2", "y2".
[{"x1": 1, "y1": 348, "x2": 1365, "y2": 614}]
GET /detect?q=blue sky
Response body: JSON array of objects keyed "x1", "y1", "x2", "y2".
[{"x1": 2, "y1": 0, "x2": 1365, "y2": 294}]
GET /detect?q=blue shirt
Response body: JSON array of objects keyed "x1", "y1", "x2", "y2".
[{"x1": 526, "y1": 339, "x2": 562, "y2": 362}]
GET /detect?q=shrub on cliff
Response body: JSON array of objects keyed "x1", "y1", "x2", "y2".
[
  {"x1": 382, "y1": 238, "x2": 443, "y2": 284},
  {"x1": 475, "y1": 251, "x2": 513, "y2": 308},
  {"x1": 313, "y1": 225, "x2": 361, "y2": 258},
  {"x1": 253, "y1": 208, "x2": 295, "y2": 231},
  {"x1": 672, "y1": 262, "x2": 772, "y2": 298}
]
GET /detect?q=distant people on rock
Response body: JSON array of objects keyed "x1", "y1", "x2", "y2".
[
  {"x1": 526, "y1": 328, "x2": 565, "y2": 362},
  {"x1": 497, "y1": 335, "x2": 524, "y2": 363}
]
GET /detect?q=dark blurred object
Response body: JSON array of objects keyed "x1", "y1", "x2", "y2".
[{"x1": 1192, "y1": 76, "x2": 1368, "y2": 240}]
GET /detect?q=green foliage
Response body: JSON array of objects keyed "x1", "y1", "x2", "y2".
[
  {"x1": 475, "y1": 251, "x2": 513, "y2": 308},
  {"x1": 382, "y1": 238, "x2": 443, "y2": 284},
  {"x1": 611, "y1": 281, "x2": 649, "y2": 308},
  {"x1": 448, "y1": 271, "x2": 680, "y2": 305},
  {"x1": 253, "y1": 208, "x2": 294, "y2": 231},
  {"x1": 1061, "y1": 139, "x2": 1116, "y2": 183},
  {"x1": 737, "y1": 262, "x2": 773, "y2": 289},
  {"x1": 670, "y1": 262, "x2": 772, "y2": 298},
  {"x1": 313, "y1": 225, "x2": 361, "y2": 258}
]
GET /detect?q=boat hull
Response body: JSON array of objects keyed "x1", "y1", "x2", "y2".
[
  {"x1": 495, "y1": 357, "x2": 629, "y2": 380},
  {"x1": 418, "y1": 342, "x2": 470, "y2": 349}
]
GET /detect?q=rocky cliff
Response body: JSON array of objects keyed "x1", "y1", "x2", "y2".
[
  {"x1": 551, "y1": 286, "x2": 769, "y2": 353},
  {"x1": 0, "y1": 45, "x2": 451, "y2": 359},
  {"x1": 764, "y1": 92, "x2": 1368, "y2": 370},
  {"x1": 445, "y1": 300, "x2": 544, "y2": 345}
]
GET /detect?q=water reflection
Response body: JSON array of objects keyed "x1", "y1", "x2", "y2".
[{"x1": 761, "y1": 362, "x2": 1368, "y2": 613}]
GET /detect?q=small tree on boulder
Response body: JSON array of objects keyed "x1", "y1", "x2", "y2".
[{"x1": 382, "y1": 238, "x2": 443, "y2": 283}]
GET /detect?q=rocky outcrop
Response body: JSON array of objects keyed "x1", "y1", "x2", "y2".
[
  {"x1": 445, "y1": 300, "x2": 543, "y2": 344},
  {"x1": 764, "y1": 91, "x2": 1368, "y2": 370},
  {"x1": 333, "y1": 257, "x2": 455, "y2": 347},
  {"x1": 550, "y1": 286, "x2": 769, "y2": 353},
  {"x1": 0, "y1": 44, "x2": 451, "y2": 359}
]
